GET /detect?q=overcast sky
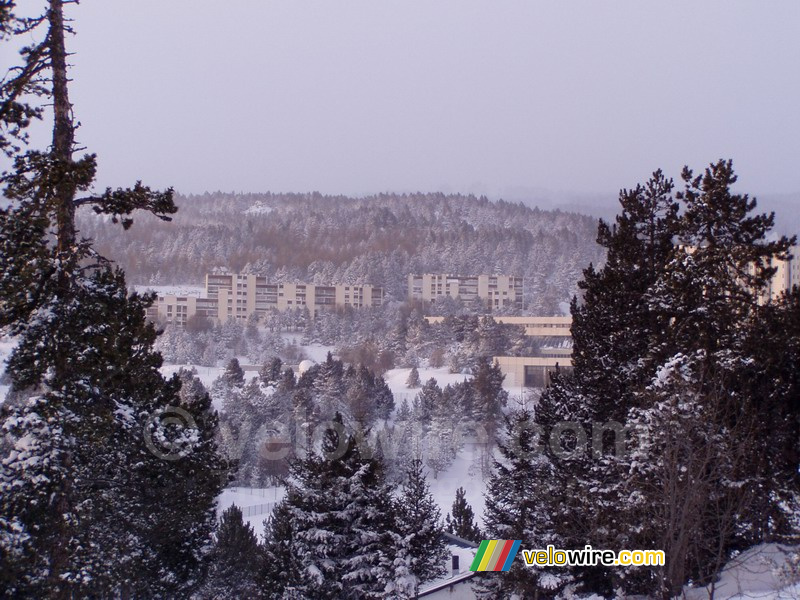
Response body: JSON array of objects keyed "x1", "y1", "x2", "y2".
[{"x1": 13, "y1": 1, "x2": 800, "y2": 200}]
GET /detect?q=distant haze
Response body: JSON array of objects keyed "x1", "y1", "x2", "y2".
[{"x1": 11, "y1": 1, "x2": 800, "y2": 213}]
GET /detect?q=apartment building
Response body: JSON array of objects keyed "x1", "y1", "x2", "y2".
[
  {"x1": 146, "y1": 294, "x2": 218, "y2": 327},
  {"x1": 408, "y1": 274, "x2": 523, "y2": 309},
  {"x1": 763, "y1": 245, "x2": 800, "y2": 301},
  {"x1": 147, "y1": 274, "x2": 383, "y2": 325},
  {"x1": 682, "y1": 243, "x2": 800, "y2": 303}
]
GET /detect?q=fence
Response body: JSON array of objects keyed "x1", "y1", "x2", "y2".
[
  {"x1": 240, "y1": 502, "x2": 277, "y2": 518},
  {"x1": 229, "y1": 486, "x2": 283, "y2": 499}
]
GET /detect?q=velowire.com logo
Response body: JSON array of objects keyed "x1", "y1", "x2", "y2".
[{"x1": 469, "y1": 540, "x2": 522, "y2": 572}]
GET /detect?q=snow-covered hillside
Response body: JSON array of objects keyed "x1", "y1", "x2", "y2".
[{"x1": 682, "y1": 544, "x2": 799, "y2": 600}]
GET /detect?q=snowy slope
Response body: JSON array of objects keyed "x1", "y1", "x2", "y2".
[
  {"x1": 682, "y1": 543, "x2": 800, "y2": 600},
  {"x1": 384, "y1": 366, "x2": 471, "y2": 407}
]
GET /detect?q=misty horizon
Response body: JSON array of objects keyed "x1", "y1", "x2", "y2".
[{"x1": 6, "y1": 0, "x2": 799, "y2": 205}]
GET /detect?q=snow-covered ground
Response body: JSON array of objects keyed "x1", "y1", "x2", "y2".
[
  {"x1": 683, "y1": 543, "x2": 800, "y2": 599},
  {"x1": 217, "y1": 486, "x2": 285, "y2": 533},
  {"x1": 294, "y1": 341, "x2": 335, "y2": 364},
  {"x1": 185, "y1": 363, "x2": 498, "y2": 529},
  {"x1": 384, "y1": 366, "x2": 472, "y2": 406},
  {"x1": 160, "y1": 363, "x2": 224, "y2": 392}
]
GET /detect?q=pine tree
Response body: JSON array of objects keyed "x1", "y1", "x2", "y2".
[
  {"x1": 0, "y1": 3, "x2": 228, "y2": 596},
  {"x1": 313, "y1": 352, "x2": 346, "y2": 422},
  {"x1": 260, "y1": 356, "x2": 283, "y2": 385},
  {"x1": 201, "y1": 505, "x2": 262, "y2": 599},
  {"x1": 415, "y1": 377, "x2": 442, "y2": 423},
  {"x1": 260, "y1": 500, "x2": 299, "y2": 599},
  {"x1": 445, "y1": 487, "x2": 482, "y2": 543},
  {"x1": 477, "y1": 410, "x2": 568, "y2": 599},
  {"x1": 223, "y1": 357, "x2": 246, "y2": 387},
  {"x1": 471, "y1": 358, "x2": 507, "y2": 435},
  {"x1": 517, "y1": 162, "x2": 798, "y2": 597},
  {"x1": 396, "y1": 459, "x2": 447, "y2": 586},
  {"x1": 274, "y1": 414, "x2": 414, "y2": 599},
  {"x1": 405, "y1": 365, "x2": 421, "y2": 388}
]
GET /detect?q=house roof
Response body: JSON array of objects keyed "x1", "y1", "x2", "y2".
[{"x1": 418, "y1": 533, "x2": 479, "y2": 597}]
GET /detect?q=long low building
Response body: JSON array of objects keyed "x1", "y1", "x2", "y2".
[
  {"x1": 493, "y1": 355, "x2": 573, "y2": 388},
  {"x1": 146, "y1": 274, "x2": 383, "y2": 325},
  {"x1": 425, "y1": 315, "x2": 571, "y2": 338}
]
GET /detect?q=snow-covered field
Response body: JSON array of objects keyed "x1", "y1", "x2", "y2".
[
  {"x1": 217, "y1": 486, "x2": 285, "y2": 533},
  {"x1": 288, "y1": 340, "x2": 334, "y2": 364},
  {"x1": 682, "y1": 543, "x2": 800, "y2": 599},
  {"x1": 3, "y1": 334, "x2": 515, "y2": 528},
  {"x1": 160, "y1": 363, "x2": 224, "y2": 393},
  {"x1": 158, "y1": 361, "x2": 509, "y2": 527},
  {"x1": 384, "y1": 366, "x2": 471, "y2": 406}
]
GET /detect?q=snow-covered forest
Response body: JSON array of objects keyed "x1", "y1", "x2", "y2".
[
  {"x1": 78, "y1": 191, "x2": 604, "y2": 314},
  {"x1": 1, "y1": 2, "x2": 799, "y2": 599}
]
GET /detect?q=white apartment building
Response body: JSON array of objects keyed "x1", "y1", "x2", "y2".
[
  {"x1": 147, "y1": 274, "x2": 383, "y2": 325},
  {"x1": 408, "y1": 274, "x2": 523, "y2": 309},
  {"x1": 147, "y1": 294, "x2": 217, "y2": 327}
]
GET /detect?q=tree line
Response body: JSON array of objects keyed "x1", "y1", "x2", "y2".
[{"x1": 79, "y1": 191, "x2": 604, "y2": 315}]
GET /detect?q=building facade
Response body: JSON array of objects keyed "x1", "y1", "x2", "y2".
[
  {"x1": 425, "y1": 315, "x2": 571, "y2": 339},
  {"x1": 492, "y1": 355, "x2": 573, "y2": 388},
  {"x1": 147, "y1": 274, "x2": 383, "y2": 325},
  {"x1": 408, "y1": 274, "x2": 523, "y2": 309}
]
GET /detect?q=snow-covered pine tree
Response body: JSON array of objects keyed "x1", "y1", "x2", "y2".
[
  {"x1": 524, "y1": 171, "x2": 686, "y2": 595},
  {"x1": 415, "y1": 377, "x2": 442, "y2": 423},
  {"x1": 223, "y1": 357, "x2": 246, "y2": 387},
  {"x1": 260, "y1": 356, "x2": 283, "y2": 385},
  {"x1": 477, "y1": 409, "x2": 568, "y2": 599},
  {"x1": 526, "y1": 162, "x2": 798, "y2": 597},
  {"x1": 613, "y1": 161, "x2": 797, "y2": 594},
  {"x1": 274, "y1": 414, "x2": 414, "y2": 599},
  {"x1": 445, "y1": 487, "x2": 482, "y2": 543},
  {"x1": 405, "y1": 366, "x2": 421, "y2": 389},
  {"x1": 395, "y1": 459, "x2": 447, "y2": 587},
  {"x1": 200, "y1": 505, "x2": 263, "y2": 599},
  {"x1": 313, "y1": 352, "x2": 346, "y2": 422},
  {"x1": 740, "y1": 286, "x2": 800, "y2": 539},
  {"x1": 260, "y1": 500, "x2": 299, "y2": 599},
  {"x1": 0, "y1": 3, "x2": 228, "y2": 596},
  {"x1": 471, "y1": 357, "x2": 508, "y2": 473}
]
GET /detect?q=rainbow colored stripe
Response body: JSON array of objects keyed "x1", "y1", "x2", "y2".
[{"x1": 469, "y1": 539, "x2": 522, "y2": 572}]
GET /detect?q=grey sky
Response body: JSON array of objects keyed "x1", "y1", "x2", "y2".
[{"x1": 24, "y1": 1, "x2": 800, "y2": 198}]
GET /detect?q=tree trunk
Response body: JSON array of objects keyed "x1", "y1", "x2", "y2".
[
  {"x1": 46, "y1": 3, "x2": 76, "y2": 597},
  {"x1": 49, "y1": 0, "x2": 76, "y2": 255}
]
